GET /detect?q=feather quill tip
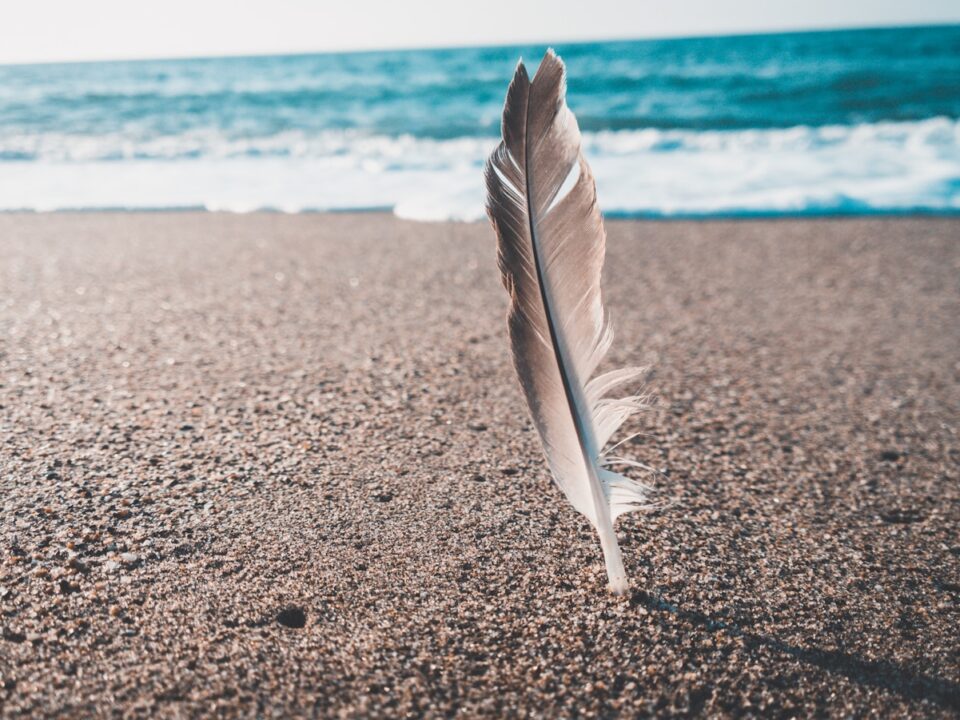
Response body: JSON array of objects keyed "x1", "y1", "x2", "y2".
[{"x1": 609, "y1": 575, "x2": 629, "y2": 596}]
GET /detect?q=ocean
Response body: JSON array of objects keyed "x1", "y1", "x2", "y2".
[{"x1": 0, "y1": 25, "x2": 958, "y2": 219}]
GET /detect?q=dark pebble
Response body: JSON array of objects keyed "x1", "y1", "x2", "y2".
[
  {"x1": 277, "y1": 607, "x2": 307, "y2": 629},
  {"x1": 879, "y1": 508, "x2": 924, "y2": 524},
  {"x1": 2, "y1": 629, "x2": 26, "y2": 644}
]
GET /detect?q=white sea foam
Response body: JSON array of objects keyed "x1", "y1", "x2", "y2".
[{"x1": 0, "y1": 118, "x2": 957, "y2": 218}]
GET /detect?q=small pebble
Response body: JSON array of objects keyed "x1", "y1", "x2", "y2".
[{"x1": 277, "y1": 607, "x2": 307, "y2": 629}]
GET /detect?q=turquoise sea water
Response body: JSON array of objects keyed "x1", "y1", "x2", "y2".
[{"x1": 0, "y1": 25, "x2": 958, "y2": 218}]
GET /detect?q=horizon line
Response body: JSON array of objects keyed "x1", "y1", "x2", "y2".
[{"x1": 1, "y1": 20, "x2": 956, "y2": 68}]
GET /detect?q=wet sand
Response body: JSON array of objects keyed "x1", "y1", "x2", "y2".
[{"x1": 0, "y1": 213, "x2": 958, "y2": 717}]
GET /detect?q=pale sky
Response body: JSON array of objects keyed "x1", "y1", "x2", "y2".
[{"x1": 1, "y1": 0, "x2": 958, "y2": 65}]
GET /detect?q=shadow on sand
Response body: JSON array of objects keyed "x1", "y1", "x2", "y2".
[{"x1": 630, "y1": 590, "x2": 960, "y2": 711}]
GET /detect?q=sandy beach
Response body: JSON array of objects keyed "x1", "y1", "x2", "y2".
[{"x1": 0, "y1": 213, "x2": 957, "y2": 717}]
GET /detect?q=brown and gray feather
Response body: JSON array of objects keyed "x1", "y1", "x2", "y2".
[{"x1": 484, "y1": 50, "x2": 651, "y2": 592}]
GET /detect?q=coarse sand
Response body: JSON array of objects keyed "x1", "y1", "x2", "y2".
[{"x1": 0, "y1": 213, "x2": 958, "y2": 717}]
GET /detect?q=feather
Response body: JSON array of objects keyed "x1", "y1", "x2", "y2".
[{"x1": 484, "y1": 50, "x2": 651, "y2": 595}]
